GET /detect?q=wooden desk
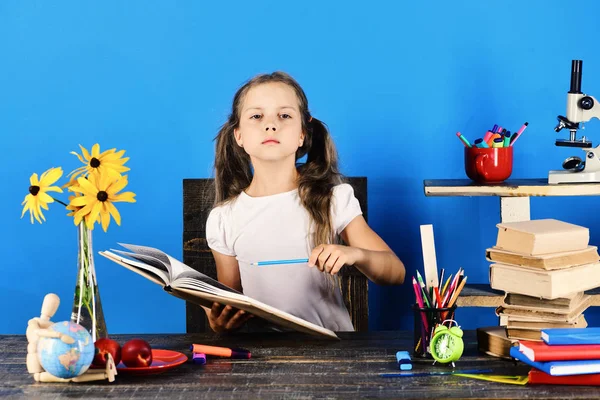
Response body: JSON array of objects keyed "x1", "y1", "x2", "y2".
[{"x1": 2, "y1": 331, "x2": 597, "y2": 399}]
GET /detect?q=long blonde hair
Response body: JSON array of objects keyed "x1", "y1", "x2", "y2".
[{"x1": 213, "y1": 71, "x2": 342, "y2": 248}]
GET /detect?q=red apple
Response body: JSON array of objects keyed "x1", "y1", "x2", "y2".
[
  {"x1": 92, "y1": 338, "x2": 122, "y2": 367},
  {"x1": 121, "y1": 338, "x2": 153, "y2": 367}
]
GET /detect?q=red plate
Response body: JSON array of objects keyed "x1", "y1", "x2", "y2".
[{"x1": 116, "y1": 349, "x2": 187, "y2": 375}]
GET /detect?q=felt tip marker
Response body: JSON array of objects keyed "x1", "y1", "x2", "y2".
[
  {"x1": 503, "y1": 132, "x2": 511, "y2": 147},
  {"x1": 510, "y1": 122, "x2": 528, "y2": 146},
  {"x1": 190, "y1": 344, "x2": 251, "y2": 359},
  {"x1": 474, "y1": 138, "x2": 489, "y2": 148},
  {"x1": 396, "y1": 351, "x2": 412, "y2": 371},
  {"x1": 192, "y1": 352, "x2": 207, "y2": 365},
  {"x1": 456, "y1": 132, "x2": 472, "y2": 147}
]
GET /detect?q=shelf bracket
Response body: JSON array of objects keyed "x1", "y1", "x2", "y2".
[{"x1": 499, "y1": 197, "x2": 530, "y2": 222}]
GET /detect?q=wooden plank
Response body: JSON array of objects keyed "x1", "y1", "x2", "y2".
[
  {"x1": 456, "y1": 283, "x2": 600, "y2": 307},
  {"x1": 419, "y1": 224, "x2": 439, "y2": 289},
  {"x1": 499, "y1": 197, "x2": 530, "y2": 222},
  {"x1": 424, "y1": 178, "x2": 600, "y2": 197},
  {"x1": 456, "y1": 283, "x2": 505, "y2": 307}
]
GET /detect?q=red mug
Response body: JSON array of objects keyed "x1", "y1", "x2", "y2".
[{"x1": 464, "y1": 146, "x2": 513, "y2": 183}]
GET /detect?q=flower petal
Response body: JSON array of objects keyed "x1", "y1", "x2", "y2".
[
  {"x1": 21, "y1": 199, "x2": 31, "y2": 218},
  {"x1": 38, "y1": 192, "x2": 54, "y2": 205},
  {"x1": 79, "y1": 144, "x2": 91, "y2": 161},
  {"x1": 67, "y1": 166, "x2": 86, "y2": 178},
  {"x1": 30, "y1": 173, "x2": 39, "y2": 186},
  {"x1": 77, "y1": 177, "x2": 99, "y2": 197},
  {"x1": 70, "y1": 195, "x2": 92, "y2": 207},
  {"x1": 86, "y1": 201, "x2": 103, "y2": 230},
  {"x1": 39, "y1": 167, "x2": 63, "y2": 186},
  {"x1": 70, "y1": 151, "x2": 86, "y2": 164},
  {"x1": 106, "y1": 201, "x2": 122, "y2": 226},
  {"x1": 98, "y1": 172, "x2": 112, "y2": 191},
  {"x1": 107, "y1": 176, "x2": 129, "y2": 195},
  {"x1": 74, "y1": 202, "x2": 94, "y2": 225},
  {"x1": 32, "y1": 199, "x2": 43, "y2": 224},
  {"x1": 100, "y1": 202, "x2": 111, "y2": 232},
  {"x1": 110, "y1": 191, "x2": 136, "y2": 203},
  {"x1": 91, "y1": 143, "x2": 100, "y2": 158},
  {"x1": 44, "y1": 185, "x2": 64, "y2": 193}
]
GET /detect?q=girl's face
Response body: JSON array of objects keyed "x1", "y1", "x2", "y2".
[{"x1": 234, "y1": 82, "x2": 305, "y2": 164}]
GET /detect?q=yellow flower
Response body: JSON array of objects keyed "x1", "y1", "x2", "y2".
[
  {"x1": 66, "y1": 193, "x2": 81, "y2": 217},
  {"x1": 21, "y1": 167, "x2": 64, "y2": 224},
  {"x1": 69, "y1": 143, "x2": 130, "y2": 182},
  {"x1": 69, "y1": 173, "x2": 136, "y2": 232}
]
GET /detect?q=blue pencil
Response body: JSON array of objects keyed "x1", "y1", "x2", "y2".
[
  {"x1": 379, "y1": 368, "x2": 492, "y2": 378},
  {"x1": 250, "y1": 258, "x2": 309, "y2": 266}
]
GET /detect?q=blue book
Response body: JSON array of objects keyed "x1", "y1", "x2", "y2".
[
  {"x1": 541, "y1": 328, "x2": 600, "y2": 345},
  {"x1": 510, "y1": 346, "x2": 600, "y2": 376}
]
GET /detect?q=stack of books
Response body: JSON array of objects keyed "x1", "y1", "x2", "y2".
[
  {"x1": 486, "y1": 219, "x2": 600, "y2": 342},
  {"x1": 511, "y1": 328, "x2": 600, "y2": 385}
]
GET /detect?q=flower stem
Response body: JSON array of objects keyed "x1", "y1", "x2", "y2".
[{"x1": 52, "y1": 197, "x2": 69, "y2": 207}]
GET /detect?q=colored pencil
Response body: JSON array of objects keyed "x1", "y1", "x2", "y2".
[{"x1": 250, "y1": 258, "x2": 309, "y2": 266}]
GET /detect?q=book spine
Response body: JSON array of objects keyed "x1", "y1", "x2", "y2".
[{"x1": 529, "y1": 368, "x2": 600, "y2": 385}]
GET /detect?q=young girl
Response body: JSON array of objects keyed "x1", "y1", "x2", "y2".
[{"x1": 206, "y1": 72, "x2": 405, "y2": 333}]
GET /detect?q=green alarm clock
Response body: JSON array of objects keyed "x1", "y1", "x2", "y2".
[{"x1": 430, "y1": 321, "x2": 464, "y2": 365}]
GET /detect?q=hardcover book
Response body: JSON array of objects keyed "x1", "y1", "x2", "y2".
[
  {"x1": 100, "y1": 243, "x2": 339, "y2": 340},
  {"x1": 495, "y1": 219, "x2": 589, "y2": 256}
]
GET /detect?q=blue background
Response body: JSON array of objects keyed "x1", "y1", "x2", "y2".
[{"x1": 2, "y1": 1, "x2": 600, "y2": 334}]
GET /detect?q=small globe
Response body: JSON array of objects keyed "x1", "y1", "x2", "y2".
[{"x1": 37, "y1": 321, "x2": 94, "y2": 379}]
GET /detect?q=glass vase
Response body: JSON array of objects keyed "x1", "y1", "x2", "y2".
[{"x1": 71, "y1": 222, "x2": 108, "y2": 342}]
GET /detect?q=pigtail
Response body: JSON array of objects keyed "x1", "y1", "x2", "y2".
[
  {"x1": 297, "y1": 117, "x2": 342, "y2": 248},
  {"x1": 213, "y1": 121, "x2": 252, "y2": 205}
]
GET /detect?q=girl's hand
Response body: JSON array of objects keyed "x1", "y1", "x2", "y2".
[
  {"x1": 207, "y1": 302, "x2": 253, "y2": 333},
  {"x1": 308, "y1": 244, "x2": 363, "y2": 275}
]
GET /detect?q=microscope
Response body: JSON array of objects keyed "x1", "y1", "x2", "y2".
[{"x1": 548, "y1": 60, "x2": 600, "y2": 184}]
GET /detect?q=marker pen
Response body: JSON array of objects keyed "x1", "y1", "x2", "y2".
[{"x1": 474, "y1": 138, "x2": 489, "y2": 148}]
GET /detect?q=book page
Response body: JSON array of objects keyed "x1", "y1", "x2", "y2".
[
  {"x1": 119, "y1": 243, "x2": 241, "y2": 294},
  {"x1": 119, "y1": 243, "x2": 172, "y2": 267},
  {"x1": 111, "y1": 249, "x2": 172, "y2": 280},
  {"x1": 173, "y1": 277, "x2": 246, "y2": 298},
  {"x1": 166, "y1": 254, "x2": 240, "y2": 293},
  {"x1": 99, "y1": 251, "x2": 169, "y2": 285}
]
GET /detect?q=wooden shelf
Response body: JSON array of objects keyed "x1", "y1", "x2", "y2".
[
  {"x1": 424, "y1": 179, "x2": 600, "y2": 197},
  {"x1": 423, "y1": 179, "x2": 600, "y2": 308},
  {"x1": 456, "y1": 284, "x2": 600, "y2": 307}
]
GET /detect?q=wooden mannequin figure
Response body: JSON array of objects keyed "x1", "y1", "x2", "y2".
[{"x1": 26, "y1": 293, "x2": 117, "y2": 383}]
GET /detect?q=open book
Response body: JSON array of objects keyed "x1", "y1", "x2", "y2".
[{"x1": 99, "y1": 244, "x2": 338, "y2": 340}]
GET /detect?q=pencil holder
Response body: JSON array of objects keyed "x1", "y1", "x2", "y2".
[
  {"x1": 412, "y1": 303, "x2": 457, "y2": 358},
  {"x1": 464, "y1": 146, "x2": 513, "y2": 183}
]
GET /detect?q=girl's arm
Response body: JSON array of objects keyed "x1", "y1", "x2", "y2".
[
  {"x1": 308, "y1": 215, "x2": 405, "y2": 285},
  {"x1": 206, "y1": 251, "x2": 252, "y2": 332},
  {"x1": 211, "y1": 250, "x2": 243, "y2": 291}
]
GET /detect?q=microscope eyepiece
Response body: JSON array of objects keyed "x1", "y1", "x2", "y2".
[{"x1": 570, "y1": 59, "x2": 583, "y2": 94}]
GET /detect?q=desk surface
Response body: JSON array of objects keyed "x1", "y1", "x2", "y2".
[{"x1": 3, "y1": 331, "x2": 598, "y2": 399}]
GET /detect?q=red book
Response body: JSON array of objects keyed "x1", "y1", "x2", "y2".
[
  {"x1": 529, "y1": 368, "x2": 600, "y2": 385},
  {"x1": 519, "y1": 340, "x2": 600, "y2": 362}
]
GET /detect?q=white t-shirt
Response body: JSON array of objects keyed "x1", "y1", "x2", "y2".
[{"x1": 206, "y1": 183, "x2": 362, "y2": 331}]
